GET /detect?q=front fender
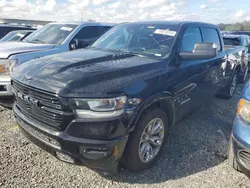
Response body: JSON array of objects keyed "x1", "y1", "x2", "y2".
[{"x1": 127, "y1": 92, "x2": 175, "y2": 132}]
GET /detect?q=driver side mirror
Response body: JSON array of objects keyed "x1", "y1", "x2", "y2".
[{"x1": 179, "y1": 43, "x2": 217, "y2": 60}]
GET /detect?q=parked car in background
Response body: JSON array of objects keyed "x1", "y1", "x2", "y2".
[
  {"x1": 221, "y1": 31, "x2": 232, "y2": 36},
  {"x1": 231, "y1": 31, "x2": 250, "y2": 37},
  {"x1": 223, "y1": 34, "x2": 250, "y2": 82},
  {"x1": 0, "y1": 30, "x2": 35, "y2": 42},
  {"x1": 228, "y1": 80, "x2": 250, "y2": 178},
  {"x1": 0, "y1": 21, "x2": 113, "y2": 100},
  {"x1": 0, "y1": 25, "x2": 35, "y2": 39},
  {"x1": 12, "y1": 21, "x2": 247, "y2": 174}
]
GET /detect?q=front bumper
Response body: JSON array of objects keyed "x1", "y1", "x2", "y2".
[
  {"x1": 0, "y1": 76, "x2": 12, "y2": 97},
  {"x1": 13, "y1": 105, "x2": 129, "y2": 174},
  {"x1": 231, "y1": 115, "x2": 250, "y2": 177},
  {"x1": 231, "y1": 135, "x2": 250, "y2": 177}
]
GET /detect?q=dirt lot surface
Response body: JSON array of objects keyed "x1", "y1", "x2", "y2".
[{"x1": 0, "y1": 81, "x2": 250, "y2": 188}]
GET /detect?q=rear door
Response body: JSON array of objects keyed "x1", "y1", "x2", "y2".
[{"x1": 201, "y1": 27, "x2": 226, "y2": 96}]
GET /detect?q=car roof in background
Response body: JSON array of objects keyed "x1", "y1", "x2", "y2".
[
  {"x1": 0, "y1": 24, "x2": 35, "y2": 29},
  {"x1": 230, "y1": 31, "x2": 250, "y2": 35},
  {"x1": 50, "y1": 21, "x2": 115, "y2": 27},
  {"x1": 223, "y1": 34, "x2": 249, "y2": 39},
  {"x1": 8, "y1": 30, "x2": 35, "y2": 33}
]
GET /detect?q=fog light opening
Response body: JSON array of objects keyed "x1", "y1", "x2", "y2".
[
  {"x1": 80, "y1": 147, "x2": 112, "y2": 160},
  {"x1": 55, "y1": 152, "x2": 74, "y2": 164}
]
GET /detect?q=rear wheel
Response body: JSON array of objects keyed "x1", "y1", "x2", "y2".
[{"x1": 122, "y1": 107, "x2": 168, "y2": 172}]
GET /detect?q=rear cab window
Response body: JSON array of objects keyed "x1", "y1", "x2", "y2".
[{"x1": 202, "y1": 27, "x2": 221, "y2": 51}]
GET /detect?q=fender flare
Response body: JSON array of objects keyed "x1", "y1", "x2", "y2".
[{"x1": 127, "y1": 91, "x2": 176, "y2": 132}]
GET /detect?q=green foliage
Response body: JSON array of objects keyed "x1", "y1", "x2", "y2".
[{"x1": 218, "y1": 21, "x2": 250, "y2": 31}]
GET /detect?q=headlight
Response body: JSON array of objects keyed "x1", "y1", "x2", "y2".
[
  {"x1": 71, "y1": 96, "x2": 127, "y2": 119},
  {"x1": 0, "y1": 59, "x2": 18, "y2": 75},
  {"x1": 237, "y1": 98, "x2": 250, "y2": 123}
]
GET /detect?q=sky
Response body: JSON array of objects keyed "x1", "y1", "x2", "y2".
[{"x1": 0, "y1": 0, "x2": 250, "y2": 24}]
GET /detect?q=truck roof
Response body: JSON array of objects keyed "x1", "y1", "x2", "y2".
[
  {"x1": 120, "y1": 21, "x2": 218, "y2": 28},
  {"x1": 50, "y1": 21, "x2": 115, "y2": 27}
]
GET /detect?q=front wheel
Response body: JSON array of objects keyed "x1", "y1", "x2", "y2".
[{"x1": 121, "y1": 107, "x2": 168, "y2": 172}]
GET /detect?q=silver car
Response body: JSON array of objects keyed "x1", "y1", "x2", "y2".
[{"x1": 0, "y1": 21, "x2": 114, "y2": 98}]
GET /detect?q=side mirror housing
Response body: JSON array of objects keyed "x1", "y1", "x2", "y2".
[
  {"x1": 70, "y1": 39, "x2": 86, "y2": 50},
  {"x1": 180, "y1": 43, "x2": 217, "y2": 60}
]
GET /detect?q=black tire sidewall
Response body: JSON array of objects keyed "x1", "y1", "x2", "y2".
[
  {"x1": 229, "y1": 72, "x2": 238, "y2": 97},
  {"x1": 122, "y1": 107, "x2": 169, "y2": 172}
]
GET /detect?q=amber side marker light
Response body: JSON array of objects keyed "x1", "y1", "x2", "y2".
[
  {"x1": 0, "y1": 65, "x2": 5, "y2": 73},
  {"x1": 237, "y1": 99, "x2": 250, "y2": 122}
]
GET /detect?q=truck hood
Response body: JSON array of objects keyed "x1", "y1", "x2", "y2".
[
  {"x1": 0, "y1": 42, "x2": 55, "y2": 58},
  {"x1": 12, "y1": 48, "x2": 165, "y2": 97}
]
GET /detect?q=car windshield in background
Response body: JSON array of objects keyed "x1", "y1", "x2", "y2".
[
  {"x1": 24, "y1": 24, "x2": 77, "y2": 45},
  {"x1": 91, "y1": 23, "x2": 179, "y2": 58},
  {"x1": 223, "y1": 38, "x2": 241, "y2": 46},
  {"x1": 0, "y1": 31, "x2": 20, "y2": 42}
]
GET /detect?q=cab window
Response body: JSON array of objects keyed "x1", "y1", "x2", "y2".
[
  {"x1": 203, "y1": 28, "x2": 221, "y2": 51},
  {"x1": 181, "y1": 27, "x2": 202, "y2": 52}
]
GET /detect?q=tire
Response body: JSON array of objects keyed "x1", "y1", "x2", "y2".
[
  {"x1": 222, "y1": 71, "x2": 238, "y2": 99},
  {"x1": 228, "y1": 137, "x2": 240, "y2": 171},
  {"x1": 0, "y1": 97, "x2": 14, "y2": 109},
  {"x1": 121, "y1": 107, "x2": 169, "y2": 172},
  {"x1": 239, "y1": 65, "x2": 248, "y2": 84}
]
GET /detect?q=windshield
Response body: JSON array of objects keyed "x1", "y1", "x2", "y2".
[
  {"x1": 0, "y1": 31, "x2": 18, "y2": 42},
  {"x1": 91, "y1": 23, "x2": 179, "y2": 58},
  {"x1": 0, "y1": 31, "x2": 30, "y2": 42},
  {"x1": 223, "y1": 38, "x2": 241, "y2": 46},
  {"x1": 24, "y1": 24, "x2": 77, "y2": 44}
]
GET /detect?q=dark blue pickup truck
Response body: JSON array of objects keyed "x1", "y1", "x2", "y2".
[{"x1": 11, "y1": 21, "x2": 248, "y2": 175}]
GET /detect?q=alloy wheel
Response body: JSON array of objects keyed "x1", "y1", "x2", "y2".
[{"x1": 138, "y1": 118, "x2": 165, "y2": 163}]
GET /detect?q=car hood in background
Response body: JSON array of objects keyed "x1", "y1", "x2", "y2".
[{"x1": 0, "y1": 42, "x2": 55, "y2": 58}]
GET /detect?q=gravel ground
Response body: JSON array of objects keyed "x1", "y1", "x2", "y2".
[{"x1": 1, "y1": 82, "x2": 250, "y2": 188}]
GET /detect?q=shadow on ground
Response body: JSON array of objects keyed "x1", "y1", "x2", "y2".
[{"x1": 107, "y1": 80, "x2": 247, "y2": 184}]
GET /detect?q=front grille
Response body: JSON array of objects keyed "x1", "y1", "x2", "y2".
[
  {"x1": 12, "y1": 80, "x2": 72, "y2": 130},
  {"x1": 238, "y1": 150, "x2": 250, "y2": 169}
]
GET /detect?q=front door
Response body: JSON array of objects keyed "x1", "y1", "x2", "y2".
[{"x1": 172, "y1": 26, "x2": 213, "y2": 119}]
